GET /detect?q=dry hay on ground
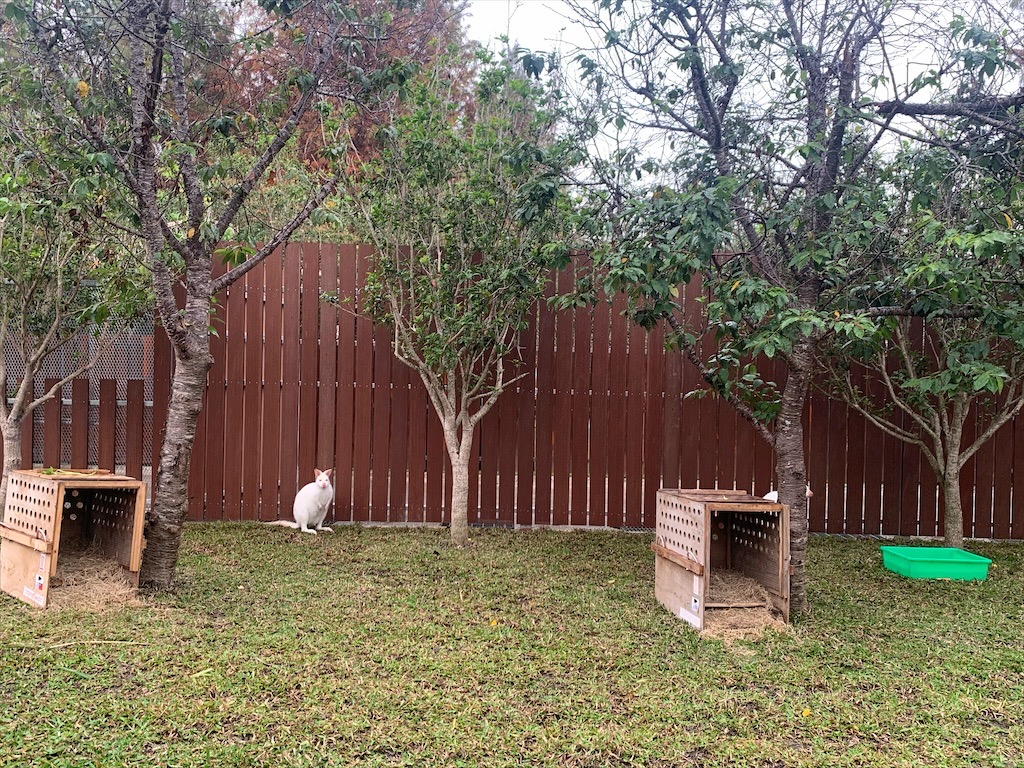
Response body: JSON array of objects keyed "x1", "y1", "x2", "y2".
[
  {"x1": 701, "y1": 570, "x2": 789, "y2": 643},
  {"x1": 48, "y1": 548, "x2": 142, "y2": 612},
  {"x1": 707, "y1": 570, "x2": 772, "y2": 604}
]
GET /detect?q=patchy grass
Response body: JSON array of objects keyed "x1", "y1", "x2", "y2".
[{"x1": 2, "y1": 526, "x2": 1022, "y2": 767}]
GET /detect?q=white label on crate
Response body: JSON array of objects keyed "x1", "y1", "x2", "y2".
[
  {"x1": 22, "y1": 586, "x2": 45, "y2": 606},
  {"x1": 691, "y1": 596, "x2": 700, "y2": 612},
  {"x1": 693, "y1": 574, "x2": 700, "y2": 591},
  {"x1": 39, "y1": 553, "x2": 46, "y2": 571}
]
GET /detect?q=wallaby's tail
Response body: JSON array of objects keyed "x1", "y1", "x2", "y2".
[{"x1": 263, "y1": 520, "x2": 299, "y2": 529}]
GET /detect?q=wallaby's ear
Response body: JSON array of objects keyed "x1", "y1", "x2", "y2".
[
  {"x1": 323, "y1": 468, "x2": 333, "y2": 477},
  {"x1": 314, "y1": 468, "x2": 322, "y2": 477}
]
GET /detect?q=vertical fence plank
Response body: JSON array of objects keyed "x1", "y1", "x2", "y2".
[
  {"x1": 624, "y1": 323, "x2": 646, "y2": 526},
  {"x1": 388, "y1": 346, "x2": 410, "y2": 523},
  {"x1": 532, "y1": 277, "x2": 557, "y2": 526},
  {"x1": 753, "y1": 429, "x2": 774, "y2": 497},
  {"x1": 642, "y1": 323, "x2": 665, "y2": 525},
  {"x1": 406, "y1": 377, "x2": 428, "y2": 524},
  {"x1": 203, "y1": 262, "x2": 229, "y2": 520},
  {"x1": 43, "y1": 378, "x2": 61, "y2": 468},
  {"x1": 334, "y1": 243, "x2": 358, "y2": 523},
  {"x1": 973, "y1": 417, "x2": 996, "y2": 540},
  {"x1": 900, "y1": 444, "x2": 923, "y2": 538},
  {"x1": 918, "y1": 458, "x2": 939, "y2": 538},
  {"x1": 370, "y1": 324, "x2": 392, "y2": 522},
  {"x1": 733, "y1": 413, "x2": 755, "y2": 495},
  {"x1": 299, "y1": 243, "x2": 320, "y2": 485},
  {"x1": 352, "y1": 245, "x2": 374, "y2": 521},
  {"x1": 956, "y1": 407, "x2": 978, "y2": 540},
  {"x1": 880, "y1": 411, "x2": 904, "y2": 537},
  {"x1": 605, "y1": 292, "x2": 628, "y2": 527},
  {"x1": 222, "y1": 273, "x2": 246, "y2": 520},
  {"x1": 570, "y1": 297, "x2": 593, "y2": 527},
  {"x1": 467, "y1": 423, "x2": 480, "y2": 525},
  {"x1": 497, "y1": 372, "x2": 517, "y2": 526},
  {"x1": 825, "y1": 398, "x2": 848, "y2": 534},
  {"x1": 588, "y1": 298, "x2": 610, "y2": 525},
  {"x1": 661, "y1": 320, "x2": 681, "y2": 492},
  {"x1": 279, "y1": 243, "x2": 303, "y2": 518},
  {"x1": 716, "y1": 402, "x2": 736, "y2": 491},
  {"x1": 551, "y1": 270, "x2": 573, "y2": 527},
  {"x1": 317, "y1": 244, "x2": 339, "y2": 477},
  {"x1": 98, "y1": 379, "x2": 116, "y2": 471},
  {"x1": 258, "y1": 251, "x2": 283, "y2": 521},
  {"x1": 479, "y1": 398, "x2": 500, "y2": 524},
  {"x1": 240, "y1": 260, "x2": 266, "y2": 520},
  {"x1": 515, "y1": 303, "x2": 539, "y2": 527},
  {"x1": 425, "y1": 396, "x2": 445, "y2": 524},
  {"x1": 678, "y1": 280, "x2": 703, "y2": 489},
  {"x1": 1012, "y1": 413, "x2": 1024, "y2": 540},
  {"x1": 844, "y1": 369, "x2": 867, "y2": 535},
  {"x1": 863, "y1": 371, "x2": 885, "y2": 535},
  {"x1": 20, "y1": 385, "x2": 32, "y2": 467},
  {"x1": 806, "y1": 390, "x2": 828, "y2": 532},
  {"x1": 126, "y1": 380, "x2": 145, "y2": 482},
  {"x1": 71, "y1": 378, "x2": 89, "y2": 467}
]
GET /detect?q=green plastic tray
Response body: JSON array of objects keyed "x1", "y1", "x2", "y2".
[{"x1": 880, "y1": 546, "x2": 991, "y2": 580}]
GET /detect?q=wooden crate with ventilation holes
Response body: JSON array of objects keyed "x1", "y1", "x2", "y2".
[
  {"x1": 653, "y1": 489, "x2": 790, "y2": 630},
  {"x1": 1, "y1": 469, "x2": 146, "y2": 608}
]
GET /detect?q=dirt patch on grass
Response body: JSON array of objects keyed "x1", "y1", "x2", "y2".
[{"x1": 48, "y1": 549, "x2": 143, "y2": 612}]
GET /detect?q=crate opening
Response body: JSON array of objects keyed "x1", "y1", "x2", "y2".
[
  {"x1": 705, "y1": 508, "x2": 785, "y2": 611},
  {"x1": 52, "y1": 488, "x2": 139, "y2": 590}
]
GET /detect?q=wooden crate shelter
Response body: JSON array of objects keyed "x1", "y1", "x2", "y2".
[
  {"x1": 0, "y1": 469, "x2": 146, "y2": 608},
  {"x1": 653, "y1": 489, "x2": 790, "y2": 630}
]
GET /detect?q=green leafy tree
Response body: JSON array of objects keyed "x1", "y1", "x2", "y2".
[
  {"x1": 345, "y1": 53, "x2": 570, "y2": 547},
  {"x1": 2, "y1": 0, "x2": 463, "y2": 586},
  {"x1": 823, "y1": 151, "x2": 1024, "y2": 548},
  {"x1": 564, "y1": 0, "x2": 996, "y2": 613},
  {"x1": 0, "y1": 169, "x2": 145, "y2": 513}
]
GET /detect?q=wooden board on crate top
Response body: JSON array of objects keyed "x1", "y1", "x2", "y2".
[
  {"x1": 18, "y1": 469, "x2": 143, "y2": 484},
  {"x1": 657, "y1": 488, "x2": 785, "y2": 509}
]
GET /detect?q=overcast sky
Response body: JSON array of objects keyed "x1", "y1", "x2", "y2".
[{"x1": 462, "y1": 0, "x2": 584, "y2": 54}]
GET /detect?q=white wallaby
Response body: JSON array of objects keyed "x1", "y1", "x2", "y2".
[{"x1": 265, "y1": 468, "x2": 335, "y2": 534}]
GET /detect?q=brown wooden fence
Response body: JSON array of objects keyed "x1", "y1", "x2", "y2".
[
  {"x1": 145, "y1": 242, "x2": 1020, "y2": 539},
  {"x1": 13, "y1": 242, "x2": 1022, "y2": 539},
  {"x1": 0, "y1": 377, "x2": 151, "y2": 480}
]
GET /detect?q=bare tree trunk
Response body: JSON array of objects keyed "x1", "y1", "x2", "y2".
[
  {"x1": 140, "y1": 333, "x2": 212, "y2": 587},
  {"x1": 775, "y1": 342, "x2": 814, "y2": 618},
  {"x1": 0, "y1": 422, "x2": 23, "y2": 521},
  {"x1": 942, "y1": 474, "x2": 965, "y2": 549},
  {"x1": 449, "y1": 446, "x2": 471, "y2": 547},
  {"x1": 443, "y1": 421, "x2": 473, "y2": 548}
]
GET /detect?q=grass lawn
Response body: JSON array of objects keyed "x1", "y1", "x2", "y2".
[{"x1": 2, "y1": 526, "x2": 1022, "y2": 767}]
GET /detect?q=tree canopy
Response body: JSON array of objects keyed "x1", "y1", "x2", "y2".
[{"x1": 344, "y1": 50, "x2": 573, "y2": 546}]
